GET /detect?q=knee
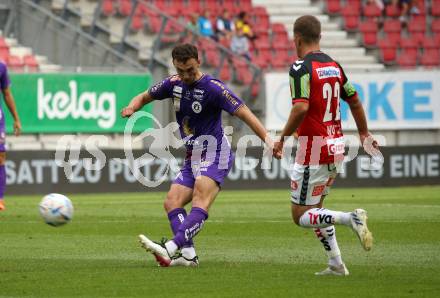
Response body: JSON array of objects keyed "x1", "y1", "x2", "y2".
[
  {"x1": 0, "y1": 152, "x2": 5, "y2": 165},
  {"x1": 164, "y1": 192, "x2": 180, "y2": 212}
]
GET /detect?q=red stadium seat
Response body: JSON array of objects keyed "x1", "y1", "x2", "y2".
[
  {"x1": 271, "y1": 23, "x2": 286, "y2": 34},
  {"x1": 236, "y1": 66, "x2": 253, "y2": 85},
  {"x1": 101, "y1": 0, "x2": 114, "y2": 17},
  {"x1": 130, "y1": 15, "x2": 143, "y2": 32},
  {"x1": 400, "y1": 37, "x2": 419, "y2": 57},
  {"x1": 380, "y1": 48, "x2": 397, "y2": 64},
  {"x1": 326, "y1": 0, "x2": 342, "y2": 14},
  {"x1": 378, "y1": 35, "x2": 400, "y2": 49},
  {"x1": 219, "y1": 62, "x2": 231, "y2": 82},
  {"x1": 432, "y1": 19, "x2": 440, "y2": 35},
  {"x1": 205, "y1": 49, "x2": 221, "y2": 68},
  {"x1": 363, "y1": 3, "x2": 382, "y2": 18},
  {"x1": 359, "y1": 20, "x2": 378, "y2": 47},
  {"x1": 383, "y1": 19, "x2": 401, "y2": 34},
  {"x1": 397, "y1": 51, "x2": 418, "y2": 68},
  {"x1": 253, "y1": 54, "x2": 269, "y2": 69},
  {"x1": 344, "y1": 16, "x2": 360, "y2": 31},
  {"x1": 186, "y1": 0, "x2": 202, "y2": 14},
  {"x1": 341, "y1": 6, "x2": 360, "y2": 31},
  {"x1": 6, "y1": 55, "x2": 24, "y2": 72},
  {"x1": 232, "y1": 56, "x2": 247, "y2": 69},
  {"x1": 385, "y1": 4, "x2": 401, "y2": 17},
  {"x1": 23, "y1": 54, "x2": 39, "y2": 72},
  {"x1": 407, "y1": 18, "x2": 426, "y2": 35},
  {"x1": 432, "y1": 1, "x2": 440, "y2": 17},
  {"x1": 118, "y1": 0, "x2": 132, "y2": 17},
  {"x1": 420, "y1": 49, "x2": 440, "y2": 67},
  {"x1": 147, "y1": 16, "x2": 161, "y2": 33},
  {"x1": 204, "y1": 0, "x2": 222, "y2": 15},
  {"x1": 422, "y1": 37, "x2": 439, "y2": 50}
]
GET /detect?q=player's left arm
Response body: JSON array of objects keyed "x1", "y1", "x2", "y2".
[
  {"x1": 234, "y1": 105, "x2": 273, "y2": 147},
  {"x1": 1, "y1": 87, "x2": 21, "y2": 136}
]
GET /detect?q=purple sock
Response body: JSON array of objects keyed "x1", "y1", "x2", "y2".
[
  {"x1": 0, "y1": 165, "x2": 5, "y2": 199},
  {"x1": 172, "y1": 207, "x2": 208, "y2": 248},
  {"x1": 167, "y1": 208, "x2": 194, "y2": 247}
]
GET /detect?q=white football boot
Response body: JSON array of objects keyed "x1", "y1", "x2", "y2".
[
  {"x1": 315, "y1": 264, "x2": 349, "y2": 276},
  {"x1": 350, "y1": 209, "x2": 373, "y2": 251},
  {"x1": 138, "y1": 234, "x2": 172, "y2": 267},
  {"x1": 170, "y1": 254, "x2": 199, "y2": 267}
]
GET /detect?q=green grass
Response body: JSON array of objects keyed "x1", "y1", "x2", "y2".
[{"x1": 1, "y1": 186, "x2": 440, "y2": 297}]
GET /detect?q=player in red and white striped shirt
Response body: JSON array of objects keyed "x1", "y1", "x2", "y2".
[{"x1": 273, "y1": 15, "x2": 379, "y2": 276}]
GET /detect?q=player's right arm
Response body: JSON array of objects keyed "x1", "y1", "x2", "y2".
[
  {"x1": 121, "y1": 76, "x2": 175, "y2": 118},
  {"x1": 273, "y1": 61, "x2": 310, "y2": 159},
  {"x1": 121, "y1": 91, "x2": 154, "y2": 118}
]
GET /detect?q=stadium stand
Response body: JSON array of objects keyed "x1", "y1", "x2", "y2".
[
  {"x1": 0, "y1": 31, "x2": 61, "y2": 73},
  {"x1": 323, "y1": 0, "x2": 440, "y2": 68},
  {"x1": 66, "y1": 0, "x2": 385, "y2": 71}
]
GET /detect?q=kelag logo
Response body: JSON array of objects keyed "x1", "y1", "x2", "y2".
[
  {"x1": 5, "y1": 73, "x2": 152, "y2": 133},
  {"x1": 37, "y1": 78, "x2": 116, "y2": 129}
]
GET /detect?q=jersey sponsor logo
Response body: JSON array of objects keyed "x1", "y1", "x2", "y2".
[
  {"x1": 222, "y1": 90, "x2": 239, "y2": 106},
  {"x1": 327, "y1": 137, "x2": 345, "y2": 155},
  {"x1": 210, "y1": 79, "x2": 225, "y2": 90},
  {"x1": 194, "y1": 88, "x2": 204, "y2": 94},
  {"x1": 312, "y1": 185, "x2": 326, "y2": 196},
  {"x1": 308, "y1": 212, "x2": 333, "y2": 225},
  {"x1": 316, "y1": 66, "x2": 341, "y2": 79},
  {"x1": 192, "y1": 101, "x2": 202, "y2": 113}
]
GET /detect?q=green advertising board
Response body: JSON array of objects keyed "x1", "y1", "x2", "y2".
[{"x1": 1, "y1": 73, "x2": 153, "y2": 133}]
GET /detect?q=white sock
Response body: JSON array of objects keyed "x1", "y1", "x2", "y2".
[
  {"x1": 314, "y1": 226, "x2": 343, "y2": 267},
  {"x1": 181, "y1": 247, "x2": 196, "y2": 259},
  {"x1": 165, "y1": 240, "x2": 178, "y2": 256},
  {"x1": 299, "y1": 208, "x2": 351, "y2": 228}
]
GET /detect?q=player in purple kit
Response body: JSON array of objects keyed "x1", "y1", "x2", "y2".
[
  {"x1": 121, "y1": 44, "x2": 271, "y2": 267},
  {"x1": 0, "y1": 62, "x2": 21, "y2": 211}
]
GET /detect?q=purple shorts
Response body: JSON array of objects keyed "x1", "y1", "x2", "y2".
[{"x1": 173, "y1": 150, "x2": 234, "y2": 189}]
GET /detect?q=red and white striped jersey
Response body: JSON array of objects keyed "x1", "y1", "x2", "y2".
[{"x1": 289, "y1": 51, "x2": 357, "y2": 165}]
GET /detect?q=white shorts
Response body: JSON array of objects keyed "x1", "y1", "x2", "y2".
[{"x1": 290, "y1": 162, "x2": 340, "y2": 206}]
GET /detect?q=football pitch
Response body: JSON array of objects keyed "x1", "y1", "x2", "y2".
[{"x1": 1, "y1": 186, "x2": 439, "y2": 297}]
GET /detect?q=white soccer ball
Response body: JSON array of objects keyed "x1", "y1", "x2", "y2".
[{"x1": 39, "y1": 193, "x2": 74, "y2": 227}]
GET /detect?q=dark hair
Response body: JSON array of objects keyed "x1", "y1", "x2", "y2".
[
  {"x1": 294, "y1": 15, "x2": 321, "y2": 44},
  {"x1": 238, "y1": 11, "x2": 246, "y2": 19},
  {"x1": 172, "y1": 44, "x2": 199, "y2": 63}
]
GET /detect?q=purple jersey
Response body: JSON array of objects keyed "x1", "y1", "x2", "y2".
[
  {"x1": 148, "y1": 74, "x2": 244, "y2": 153},
  {"x1": 0, "y1": 62, "x2": 10, "y2": 91},
  {"x1": 0, "y1": 62, "x2": 8, "y2": 152}
]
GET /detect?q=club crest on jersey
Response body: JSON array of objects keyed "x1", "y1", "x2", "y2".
[
  {"x1": 192, "y1": 101, "x2": 202, "y2": 113},
  {"x1": 316, "y1": 66, "x2": 341, "y2": 79}
]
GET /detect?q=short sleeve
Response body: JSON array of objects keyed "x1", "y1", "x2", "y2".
[
  {"x1": 289, "y1": 60, "x2": 310, "y2": 105},
  {"x1": 0, "y1": 63, "x2": 11, "y2": 90},
  {"x1": 337, "y1": 63, "x2": 357, "y2": 102},
  {"x1": 148, "y1": 75, "x2": 177, "y2": 100},
  {"x1": 210, "y1": 79, "x2": 244, "y2": 114}
]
